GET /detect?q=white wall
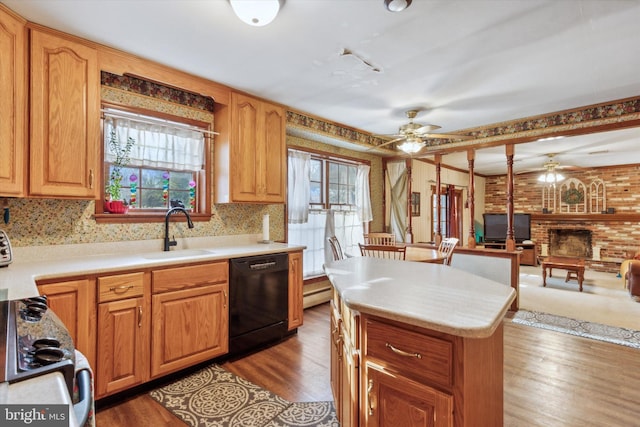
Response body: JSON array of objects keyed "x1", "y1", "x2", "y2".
[{"x1": 409, "y1": 159, "x2": 486, "y2": 244}]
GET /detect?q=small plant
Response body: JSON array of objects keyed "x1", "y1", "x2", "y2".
[{"x1": 106, "y1": 129, "x2": 135, "y2": 201}]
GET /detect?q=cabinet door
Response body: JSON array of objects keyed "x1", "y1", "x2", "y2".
[
  {"x1": 364, "y1": 364, "x2": 453, "y2": 427},
  {"x1": 341, "y1": 332, "x2": 359, "y2": 427},
  {"x1": 230, "y1": 92, "x2": 285, "y2": 203},
  {"x1": 151, "y1": 283, "x2": 228, "y2": 378},
  {"x1": 37, "y1": 279, "x2": 96, "y2": 371},
  {"x1": 330, "y1": 301, "x2": 343, "y2": 415},
  {"x1": 0, "y1": 6, "x2": 27, "y2": 197},
  {"x1": 96, "y1": 296, "x2": 149, "y2": 398},
  {"x1": 29, "y1": 28, "x2": 99, "y2": 198},
  {"x1": 288, "y1": 251, "x2": 303, "y2": 330}
]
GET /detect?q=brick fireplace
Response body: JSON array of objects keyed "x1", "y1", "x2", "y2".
[{"x1": 548, "y1": 229, "x2": 592, "y2": 258}]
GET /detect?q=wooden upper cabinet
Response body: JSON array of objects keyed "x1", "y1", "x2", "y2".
[
  {"x1": 0, "y1": 6, "x2": 27, "y2": 197},
  {"x1": 224, "y1": 92, "x2": 286, "y2": 203},
  {"x1": 29, "y1": 28, "x2": 99, "y2": 198}
]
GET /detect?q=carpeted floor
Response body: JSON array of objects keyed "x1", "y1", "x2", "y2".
[
  {"x1": 518, "y1": 265, "x2": 640, "y2": 331},
  {"x1": 149, "y1": 364, "x2": 339, "y2": 427},
  {"x1": 512, "y1": 309, "x2": 640, "y2": 349}
]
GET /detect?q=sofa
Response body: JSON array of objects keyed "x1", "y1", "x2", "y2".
[{"x1": 625, "y1": 259, "x2": 640, "y2": 300}]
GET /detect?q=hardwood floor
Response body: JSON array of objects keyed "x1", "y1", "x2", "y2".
[{"x1": 96, "y1": 303, "x2": 640, "y2": 426}]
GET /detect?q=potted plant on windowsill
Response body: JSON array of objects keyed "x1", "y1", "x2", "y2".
[{"x1": 105, "y1": 129, "x2": 135, "y2": 214}]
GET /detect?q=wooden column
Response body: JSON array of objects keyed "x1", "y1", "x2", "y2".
[
  {"x1": 467, "y1": 149, "x2": 476, "y2": 248},
  {"x1": 434, "y1": 154, "x2": 442, "y2": 245},
  {"x1": 406, "y1": 158, "x2": 413, "y2": 243},
  {"x1": 505, "y1": 145, "x2": 516, "y2": 251}
]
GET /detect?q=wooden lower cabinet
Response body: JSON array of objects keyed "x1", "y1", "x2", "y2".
[
  {"x1": 365, "y1": 364, "x2": 453, "y2": 427},
  {"x1": 330, "y1": 294, "x2": 359, "y2": 427},
  {"x1": 37, "y1": 278, "x2": 96, "y2": 370},
  {"x1": 96, "y1": 296, "x2": 149, "y2": 398},
  {"x1": 151, "y1": 283, "x2": 228, "y2": 377},
  {"x1": 288, "y1": 251, "x2": 303, "y2": 330},
  {"x1": 95, "y1": 271, "x2": 150, "y2": 398},
  {"x1": 151, "y1": 261, "x2": 229, "y2": 378}
]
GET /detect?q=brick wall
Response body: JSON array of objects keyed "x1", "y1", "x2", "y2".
[{"x1": 485, "y1": 164, "x2": 640, "y2": 273}]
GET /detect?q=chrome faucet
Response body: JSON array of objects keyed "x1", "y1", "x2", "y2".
[{"x1": 164, "y1": 204, "x2": 194, "y2": 251}]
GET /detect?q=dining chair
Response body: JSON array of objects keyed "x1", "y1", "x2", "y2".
[
  {"x1": 359, "y1": 243, "x2": 406, "y2": 260},
  {"x1": 438, "y1": 237, "x2": 459, "y2": 265},
  {"x1": 327, "y1": 236, "x2": 345, "y2": 261},
  {"x1": 363, "y1": 232, "x2": 396, "y2": 246}
]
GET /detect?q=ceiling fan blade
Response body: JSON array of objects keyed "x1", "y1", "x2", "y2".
[
  {"x1": 368, "y1": 136, "x2": 406, "y2": 150},
  {"x1": 414, "y1": 124, "x2": 442, "y2": 134}
]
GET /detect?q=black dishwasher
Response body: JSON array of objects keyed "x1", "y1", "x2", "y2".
[{"x1": 229, "y1": 253, "x2": 290, "y2": 356}]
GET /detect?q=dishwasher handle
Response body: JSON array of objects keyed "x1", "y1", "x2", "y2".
[{"x1": 249, "y1": 261, "x2": 277, "y2": 270}]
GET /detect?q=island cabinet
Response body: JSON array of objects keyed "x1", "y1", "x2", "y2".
[
  {"x1": 330, "y1": 290, "x2": 360, "y2": 427},
  {"x1": 150, "y1": 261, "x2": 229, "y2": 378},
  {"x1": 96, "y1": 271, "x2": 151, "y2": 398},
  {"x1": 0, "y1": 5, "x2": 27, "y2": 197},
  {"x1": 216, "y1": 92, "x2": 286, "y2": 203},
  {"x1": 29, "y1": 26, "x2": 100, "y2": 198},
  {"x1": 37, "y1": 278, "x2": 97, "y2": 371},
  {"x1": 361, "y1": 315, "x2": 504, "y2": 427},
  {"x1": 288, "y1": 251, "x2": 304, "y2": 330}
]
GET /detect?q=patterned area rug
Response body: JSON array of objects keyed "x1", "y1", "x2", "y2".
[
  {"x1": 512, "y1": 310, "x2": 640, "y2": 349},
  {"x1": 149, "y1": 364, "x2": 339, "y2": 427}
]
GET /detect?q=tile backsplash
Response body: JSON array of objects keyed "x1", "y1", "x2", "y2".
[{"x1": 1, "y1": 198, "x2": 284, "y2": 247}]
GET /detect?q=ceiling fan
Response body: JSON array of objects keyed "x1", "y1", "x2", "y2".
[{"x1": 375, "y1": 110, "x2": 473, "y2": 155}]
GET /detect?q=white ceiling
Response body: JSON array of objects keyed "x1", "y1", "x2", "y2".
[{"x1": 5, "y1": 0, "x2": 640, "y2": 175}]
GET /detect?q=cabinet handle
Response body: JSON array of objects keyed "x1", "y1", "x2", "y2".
[
  {"x1": 367, "y1": 379, "x2": 374, "y2": 416},
  {"x1": 110, "y1": 285, "x2": 133, "y2": 294},
  {"x1": 223, "y1": 290, "x2": 227, "y2": 308},
  {"x1": 89, "y1": 169, "x2": 94, "y2": 189},
  {"x1": 385, "y1": 342, "x2": 422, "y2": 359},
  {"x1": 138, "y1": 306, "x2": 142, "y2": 328}
]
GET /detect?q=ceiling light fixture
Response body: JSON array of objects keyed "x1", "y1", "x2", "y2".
[
  {"x1": 537, "y1": 155, "x2": 565, "y2": 185},
  {"x1": 397, "y1": 137, "x2": 424, "y2": 155},
  {"x1": 229, "y1": 0, "x2": 281, "y2": 27},
  {"x1": 384, "y1": 0, "x2": 412, "y2": 12}
]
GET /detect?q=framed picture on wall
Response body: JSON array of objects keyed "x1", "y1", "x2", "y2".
[{"x1": 411, "y1": 192, "x2": 420, "y2": 216}]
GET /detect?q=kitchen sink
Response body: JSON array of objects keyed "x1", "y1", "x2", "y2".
[{"x1": 141, "y1": 249, "x2": 215, "y2": 260}]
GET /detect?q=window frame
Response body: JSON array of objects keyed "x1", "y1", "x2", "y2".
[{"x1": 95, "y1": 102, "x2": 212, "y2": 224}]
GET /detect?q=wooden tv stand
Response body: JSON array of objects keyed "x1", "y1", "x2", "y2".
[{"x1": 483, "y1": 242, "x2": 537, "y2": 266}]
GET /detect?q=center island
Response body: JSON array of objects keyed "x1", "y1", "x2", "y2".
[{"x1": 324, "y1": 256, "x2": 516, "y2": 427}]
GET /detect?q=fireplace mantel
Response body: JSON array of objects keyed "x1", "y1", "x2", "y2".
[{"x1": 531, "y1": 213, "x2": 640, "y2": 222}]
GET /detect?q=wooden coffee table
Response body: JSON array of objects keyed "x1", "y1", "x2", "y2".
[{"x1": 541, "y1": 256, "x2": 586, "y2": 292}]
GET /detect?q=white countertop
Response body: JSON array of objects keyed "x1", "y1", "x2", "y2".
[
  {"x1": 0, "y1": 234, "x2": 305, "y2": 300},
  {"x1": 324, "y1": 256, "x2": 515, "y2": 338}
]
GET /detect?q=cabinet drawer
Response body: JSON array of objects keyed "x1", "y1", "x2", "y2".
[
  {"x1": 152, "y1": 261, "x2": 228, "y2": 294},
  {"x1": 98, "y1": 272, "x2": 144, "y2": 303},
  {"x1": 364, "y1": 318, "x2": 453, "y2": 389}
]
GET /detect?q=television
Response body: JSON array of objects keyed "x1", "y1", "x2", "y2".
[{"x1": 482, "y1": 213, "x2": 531, "y2": 243}]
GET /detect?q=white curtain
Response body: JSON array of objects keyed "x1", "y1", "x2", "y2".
[
  {"x1": 355, "y1": 164, "x2": 373, "y2": 223},
  {"x1": 105, "y1": 117, "x2": 204, "y2": 171},
  {"x1": 289, "y1": 210, "x2": 365, "y2": 278},
  {"x1": 386, "y1": 161, "x2": 408, "y2": 243},
  {"x1": 287, "y1": 151, "x2": 311, "y2": 224}
]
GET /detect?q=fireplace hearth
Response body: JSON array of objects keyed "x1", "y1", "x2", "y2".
[{"x1": 548, "y1": 229, "x2": 592, "y2": 258}]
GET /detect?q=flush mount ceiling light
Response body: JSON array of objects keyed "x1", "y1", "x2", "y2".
[
  {"x1": 397, "y1": 137, "x2": 424, "y2": 155},
  {"x1": 384, "y1": 0, "x2": 412, "y2": 12},
  {"x1": 229, "y1": 0, "x2": 281, "y2": 27},
  {"x1": 537, "y1": 155, "x2": 565, "y2": 184}
]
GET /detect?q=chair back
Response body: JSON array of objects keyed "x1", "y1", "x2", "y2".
[
  {"x1": 363, "y1": 232, "x2": 396, "y2": 246},
  {"x1": 438, "y1": 237, "x2": 459, "y2": 265},
  {"x1": 327, "y1": 236, "x2": 344, "y2": 261},
  {"x1": 359, "y1": 243, "x2": 406, "y2": 260}
]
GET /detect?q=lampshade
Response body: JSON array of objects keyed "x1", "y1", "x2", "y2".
[
  {"x1": 397, "y1": 138, "x2": 424, "y2": 154},
  {"x1": 384, "y1": 0, "x2": 412, "y2": 12},
  {"x1": 537, "y1": 157, "x2": 565, "y2": 184},
  {"x1": 229, "y1": 0, "x2": 280, "y2": 27}
]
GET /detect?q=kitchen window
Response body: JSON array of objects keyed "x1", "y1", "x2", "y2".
[
  {"x1": 288, "y1": 148, "x2": 371, "y2": 278},
  {"x1": 96, "y1": 105, "x2": 212, "y2": 222}
]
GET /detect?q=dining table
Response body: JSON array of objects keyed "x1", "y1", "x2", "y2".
[{"x1": 404, "y1": 246, "x2": 447, "y2": 263}]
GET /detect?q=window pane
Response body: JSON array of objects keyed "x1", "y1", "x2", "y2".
[
  {"x1": 338, "y1": 164, "x2": 348, "y2": 185},
  {"x1": 329, "y1": 163, "x2": 339, "y2": 183},
  {"x1": 310, "y1": 182, "x2": 322, "y2": 204},
  {"x1": 142, "y1": 189, "x2": 165, "y2": 208},
  {"x1": 310, "y1": 159, "x2": 322, "y2": 181},
  {"x1": 329, "y1": 183, "x2": 339, "y2": 204}
]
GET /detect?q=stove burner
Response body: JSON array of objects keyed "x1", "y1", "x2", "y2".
[
  {"x1": 20, "y1": 301, "x2": 48, "y2": 321},
  {"x1": 33, "y1": 347, "x2": 64, "y2": 365},
  {"x1": 33, "y1": 338, "x2": 61, "y2": 349}
]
